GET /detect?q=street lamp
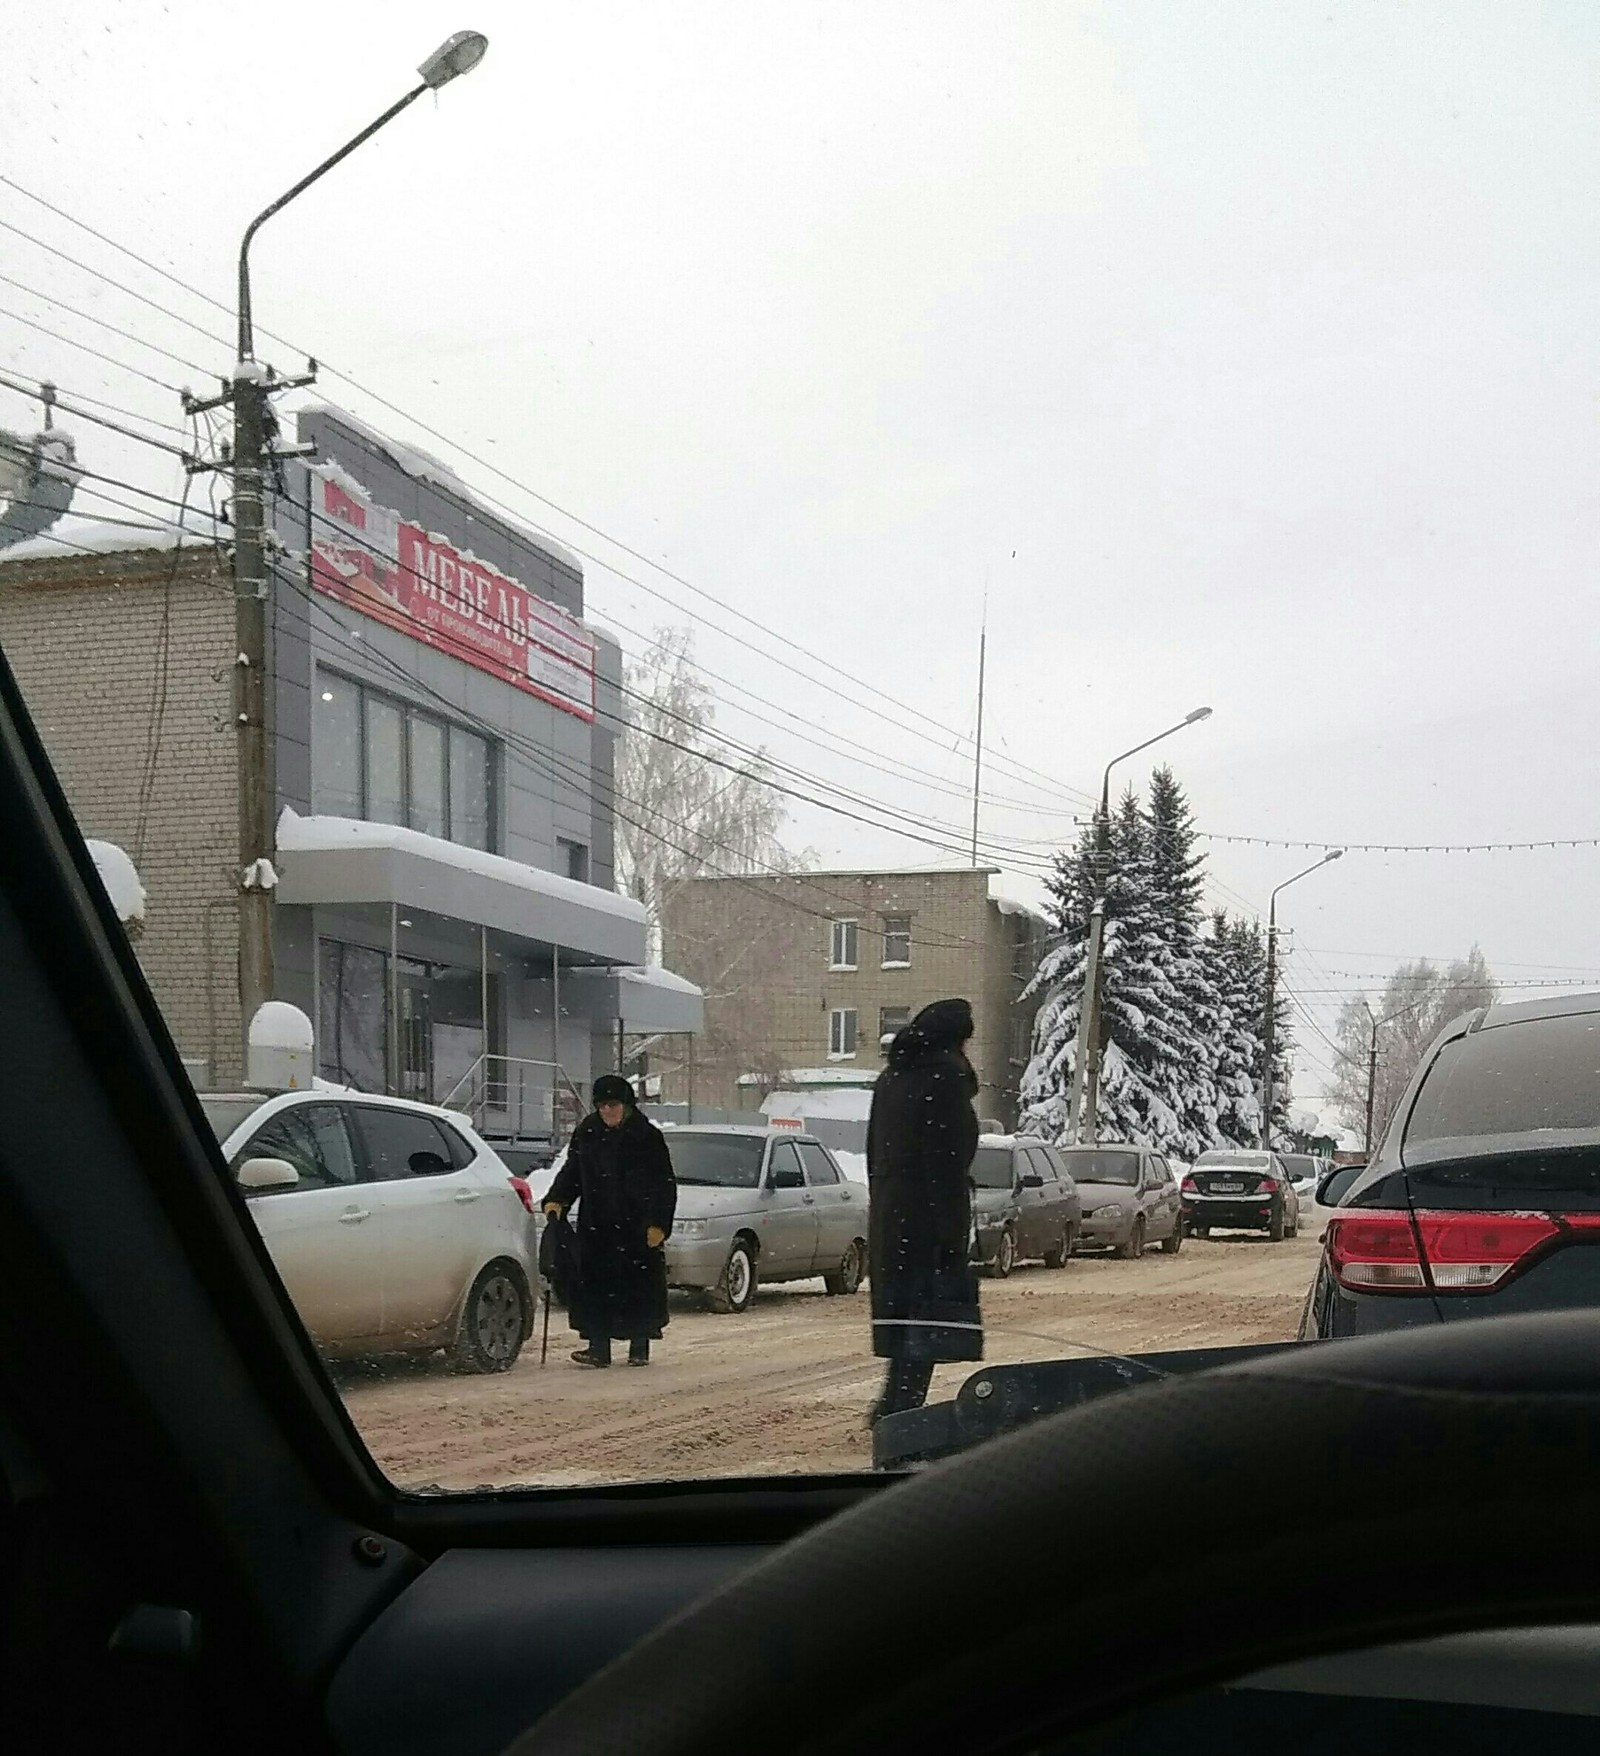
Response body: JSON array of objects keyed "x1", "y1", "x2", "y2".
[
  {"x1": 1067, "y1": 706, "x2": 1214, "y2": 1143},
  {"x1": 226, "y1": 31, "x2": 488, "y2": 1060},
  {"x1": 1260, "y1": 849, "x2": 1343, "y2": 1148},
  {"x1": 1357, "y1": 993, "x2": 1426, "y2": 1155}
]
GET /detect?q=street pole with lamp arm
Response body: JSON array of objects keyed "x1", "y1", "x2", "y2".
[
  {"x1": 1067, "y1": 706, "x2": 1213, "y2": 1143},
  {"x1": 226, "y1": 31, "x2": 488, "y2": 1070},
  {"x1": 1260, "y1": 848, "x2": 1343, "y2": 1149}
]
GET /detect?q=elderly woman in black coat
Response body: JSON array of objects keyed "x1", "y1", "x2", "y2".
[
  {"x1": 866, "y1": 997, "x2": 982, "y2": 1424},
  {"x1": 544, "y1": 1075, "x2": 677, "y2": 1367}
]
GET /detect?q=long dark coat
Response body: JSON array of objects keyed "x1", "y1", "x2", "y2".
[
  {"x1": 547, "y1": 1108, "x2": 677, "y2": 1342},
  {"x1": 867, "y1": 1022, "x2": 982, "y2": 1363}
]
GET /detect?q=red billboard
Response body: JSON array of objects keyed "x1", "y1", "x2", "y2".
[{"x1": 308, "y1": 466, "x2": 596, "y2": 722}]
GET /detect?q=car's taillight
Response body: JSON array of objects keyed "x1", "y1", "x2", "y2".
[
  {"x1": 509, "y1": 1176, "x2": 534, "y2": 1215},
  {"x1": 1181, "y1": 1175, "x2": 1198, "y2": 1194},
  {"x1": 1326, "y1": 1208, "x2": 1597, "y2": 1294},
  {"x1": 1255, "y1": 1178, "x2": 1277, "y2": 1195}
]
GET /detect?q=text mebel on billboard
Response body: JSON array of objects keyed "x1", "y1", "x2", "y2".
[{"x1": 308, "y1": 464, "x2": 596, "y2": 722}]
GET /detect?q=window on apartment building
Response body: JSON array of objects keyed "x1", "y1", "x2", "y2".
[
  {"x1": 879, "y1": 1006, "x2": 911, "y2": 1051},
  {"x1": 881, "y1": 914, "x2": 912, "y2": 966},
  {"x1": 828, "y1": 1008, "x2": 858, "y2": 1059},
  {"x1": 557, "y1": 837, "x2": 590, "y2": 883},
  {"x1": 314, "y1": 674, "x2": 495, "y2": 851},
  {"x1": 829, "y1": 919, "x2": 859, "y2": 970},
  {"x1": 1010, "y1": 1011, "x2": 1032, "y2": 1066}
]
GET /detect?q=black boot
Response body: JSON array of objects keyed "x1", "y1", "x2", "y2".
[{"x1": 627, "y1": 1338, "x2": 651, "y2": 1367}]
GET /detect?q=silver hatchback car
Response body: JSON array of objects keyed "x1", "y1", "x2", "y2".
[
  {"x1": 1057, "y1": 1144, "x2": 1185, "y2": 1258},
  {"x1": 203, "y1": 1089, "x2": 539, "y2": 1372},
  {"x1": 663, "y1": 1126, "x2": 869, "y2": 1314}
]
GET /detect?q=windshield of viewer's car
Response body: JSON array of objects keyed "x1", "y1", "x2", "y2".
[
  {"x1": 665, "y1": 1134, "x2": 766, "y2": 1188},
  {"x1": 971, "y1": 1147, "x2": 1016, "y2": 1189},
  {"x1": 7, "y1": 3, "x2": 1598, "y2": 1495}
]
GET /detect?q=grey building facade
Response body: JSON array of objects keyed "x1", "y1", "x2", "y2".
[{"x1": 0, "y1": 405, "x2": 700, "y2": 1136}]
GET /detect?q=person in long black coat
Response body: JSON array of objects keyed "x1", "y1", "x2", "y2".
[
  {"x1": 866, "y1": 997, "x2": 982, "y2": 1424},
  {"x1": 543, "y1": 1074, "x2": 677, "y2": 1367}
]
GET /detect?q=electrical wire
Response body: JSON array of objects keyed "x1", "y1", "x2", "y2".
[
  {"x1": 0, "y1": 186, "x2": 1101, "y2": 813},
  {"x1": 0, "y1": 301, "x2": 183, "y2": 394},
  {"x1": 0, "y1": 268, "x2": 217, "y2": 381}
]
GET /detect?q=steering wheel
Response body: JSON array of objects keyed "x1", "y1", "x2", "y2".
[{"x1": 505, "y1": 1311, "x2": 1600, "y2": 1756}]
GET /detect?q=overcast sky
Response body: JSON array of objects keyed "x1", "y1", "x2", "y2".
[{"x1": 4, "y1": 1, "x2": 1599, "y2": 1118}]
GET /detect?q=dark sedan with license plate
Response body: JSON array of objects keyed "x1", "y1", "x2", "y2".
[
  {"x1": 1182, "y1": 1149, "x2": 1299, "y2": 1240},
  {"x1": 1303, "y1": 993, "x2": 1600, "y2": 1340}
]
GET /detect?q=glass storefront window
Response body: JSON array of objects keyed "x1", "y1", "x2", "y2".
[
  {"x1": 449, "y1": 726, "x2": 491, "y2": 850},
  {"x1": 408, "y1": 716, "x2": 446, "y2": 839},
  {"x1": 364, "y1": 696, "x2": 405, "y2": 826},
  {"x1": 312, "y1": 677, "x2": 362, "y2": 817}
]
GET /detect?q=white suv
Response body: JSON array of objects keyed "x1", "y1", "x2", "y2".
[{"x1": 201, "y1": 1089, "x2": 539, "y2": 1372}]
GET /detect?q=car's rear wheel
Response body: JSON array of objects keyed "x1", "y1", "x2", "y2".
[
  {"x1": 1160, "y1": 1214, "x2": 1184, "y2": 1255},
  {"x1": 985, "y1": 1227, "x2": 1016, "y2": 1279},
  {"x1": 1268, "y1": 1206, "x2": 1286, "y2": 1242},
  {"x1": 1117, "y1": 1217, "x2": 1146, "y2": 1260},
  {"x1": 823, "y1": 1239, "x2": 865, "y2": 1296},
  {"x1": 451, "y1": 1263, "x2": 527, "y2": 1373},
  {"x1": 1042, "y1": 1226, "x2": 1073, "y2": 1270},
  {"x1": 707, "y1": 1238, "x2": 757, "y2": 1313}
]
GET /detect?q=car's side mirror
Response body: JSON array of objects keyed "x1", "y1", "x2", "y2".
[
  {"x1": 1018, "y1": 1173, "x2": 1045, "y2": 1189},
  {"x1": 1317, "y1": 1164, "x2": 1364, "y2": 1207},
  {"x1": 237, "y1": 1156, "x2": 299, "y2": 1192},
  {"x1": 768, "y1": 1166, "x2": 806, "y2": 1191}
]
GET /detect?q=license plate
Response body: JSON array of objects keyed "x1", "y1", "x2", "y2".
[{"x1": 1212, "y1": 1181, "x2": 1243, "y2": 1193}]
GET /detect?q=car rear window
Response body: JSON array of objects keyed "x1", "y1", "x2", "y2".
[
  {"x1": 666, "y1": 1133, "x2": 765, "y2": 1188},
  {"x1": 1067, "y1": 1151, "x2": 1141, "y2": 1186},
  {"x1": 972, "y1": 1146, "x2": 1015, "y2": 1188},
  {"x1": 1406, "y1": 1015, "x2": 1600, "y2": 1157}
]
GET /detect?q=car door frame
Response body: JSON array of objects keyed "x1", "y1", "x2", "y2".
[
  {"x1": 796, "y1": 1138, "x2": 855, "y2": 1273},
  {"x1": 1147, "y1": 1153, "x2": 1178, "y2": 1241},
  {"x1": 347, "y1": 1101, "x2": 482, "y2": 1343},
  {"x1": 758, "y1": 1138, "x2": 822, "y2": 1280},
  {"x1": 1017, "y1": 1144, "x2": 1058, "y2": 1258},
  {"x1": 230, "y1": 1096, "x2": 385, "y2": 1346}
]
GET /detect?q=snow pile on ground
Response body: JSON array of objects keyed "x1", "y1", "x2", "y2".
[{"x1": 85, "y1": 839, "x2": 145, "y2": 923}]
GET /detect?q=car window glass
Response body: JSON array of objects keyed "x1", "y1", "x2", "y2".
[
  {"x1": 1026, "y1": 1148, "x2": 1055, "y2": 1181},
  {"x1": 666, "y1": 1133, "x2": 766, "y2": 1188},
  {"x1": 768, "y1": 1142, "x2": 804, "y2": 1185},
  {"x1": 354, "y1": 1107, "x2": 458, "y2": 1179},
  {"x1": 798, "y1": 1142, "x2": 840, "y2": 1185},
  {"x1": 435, "y1": 1122, "x2": 477, "y2": 1171},
  {"x1": 234, "y1": 1104, "x2": 359, "y2": 1191},
  {"x1": 971, "y1": 1146, "x2": 1016, "y2": 1189}
]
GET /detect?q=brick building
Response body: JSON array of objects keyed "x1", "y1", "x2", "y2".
[
  {"x1": 0, "y1": 538, "x2": 241, "y2": 1083},
  {"x1": 0, "y1": 405, "x2": 702, "y2": 1126},
  {"x1": 661, "y1": 868, "x2": 1047, "y2": 1127}
]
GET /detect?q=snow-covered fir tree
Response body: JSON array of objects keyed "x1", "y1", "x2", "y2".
[{"x1": 1021, "y1": 771, "x2": 1294, "y2": 1156}]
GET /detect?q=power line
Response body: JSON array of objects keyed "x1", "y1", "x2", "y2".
[
  {"x1": 0, "y1": 182, "x2": 1100, "y2": 813},
  {"x1": 1202, "y1": 831, "x2": 1600, "y2": 854},
  {"x1": 0, "y1": 301, "x2": 183, "y2": 394},
  {"x1": 0, "y1": 268, "x2": 216, "y2": 380},
  {"x1": 0, "y1": 366, "x2": 193, "y2": 458}
]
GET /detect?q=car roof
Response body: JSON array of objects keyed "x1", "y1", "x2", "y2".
[
  {"x1": 670, "y1": 1124, "x2": 820, "y2": 1144},
  {"x1": 207, "y1": 1086, "x2": 486, "y2": 1144},
  {"x1": 1475, "y1": 990, "x2": 1600, "y2": 1031}
]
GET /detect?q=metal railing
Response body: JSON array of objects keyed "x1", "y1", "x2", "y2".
[{"x1": 438, "y1": 1053, "x2": 587, "y2": 1143}]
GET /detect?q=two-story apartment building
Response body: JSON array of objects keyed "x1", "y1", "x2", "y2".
[
  {"x1": 661, "y1": 867, "x2": 1047, "y2": 1127},
  {"x1": 0, "y1": 405, "x2": 701, "y2": 1136}
]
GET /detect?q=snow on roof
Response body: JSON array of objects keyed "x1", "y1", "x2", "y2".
[
  {"x1": 738, "y1": 1065, "x2": 879, "y2": 1088},
  {"x1": 85, "y1": 839, "x2": 145, "y2": 923},
  {"x1": 990, "y1": 882, "x2": 1048, "y2": 924},
  {"x1": 616, "y1": 964, "x2": 703, "y2": 998},
  {"x1": 0, "y1": 508, "x2": 216, "y2": 564},
  {"x1": 298, "y1": 401, "x2": 584, "y2": 576},
  {"x1": 275, "y1": 808, "x2": 647, "y2": 926},
  {"x1": 760, "y1": 1087, "x2": 874, "y2": 1121}
]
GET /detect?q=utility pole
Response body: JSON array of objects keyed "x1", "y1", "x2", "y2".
[
  {"x1": 1072, "y1": 707, "x2": 1212, "y2": 1144},
  {"x1": 969, "y1": 585, "x2": 988, "y2": 867},
  {"x1": 1260, "y1": 918, "x2": 1281, "y2": 1147},
  {"x1": 1364, "y1": 1027, "x2": 1378, "y2": 1155},
  {"x1": 190, "y1": 30, "x2": 488, "y2": 1074},
  {"x1": 1259, "y1": 848, "x2": 1343, "y2": 1149}
]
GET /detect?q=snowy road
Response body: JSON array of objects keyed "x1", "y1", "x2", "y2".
[{"x1": 340, "y1": 1213, "x2": 1328, "y2": 1491}]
